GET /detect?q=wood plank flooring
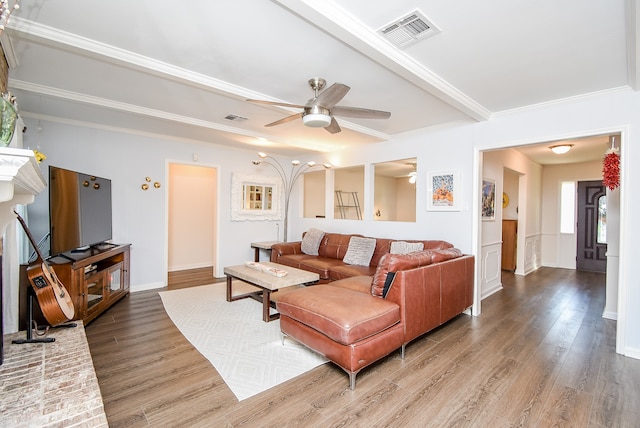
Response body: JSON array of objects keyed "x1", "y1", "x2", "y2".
[{"x1": 85, "y1": 268, "x2": 640, "y2": 427}]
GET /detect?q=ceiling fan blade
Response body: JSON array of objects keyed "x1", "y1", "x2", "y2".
[
  {"x1": 315, "y1": 83, "x2": 350, "y2": 109},
  {"x1": 247, "y1": 99, "x2": 306, "y2": 109},
  {"x1": 265, "y1": 112, "x2": 303, "y2": 127},
  {"x1": 324, "y1": 117, "x2": 342, "y2": 134},
  {"x1": 331, "y1": 106, "x2": 391, "y2": 119}
]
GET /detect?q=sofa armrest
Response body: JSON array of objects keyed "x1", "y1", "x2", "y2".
[
  {"x1": 385, "y1": 266, "x2": 441, "y2": 342},
  {"x1": 270, "y1": 241, "x2": 303, "y2": 262}
]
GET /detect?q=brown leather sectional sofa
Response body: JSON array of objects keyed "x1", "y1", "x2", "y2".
[
  {"x1": 271, "y1": 232, "x2": 455, "y2": 281},
  {"x1": 272, "y1": 232, "x2": 475, "y2": 389}
]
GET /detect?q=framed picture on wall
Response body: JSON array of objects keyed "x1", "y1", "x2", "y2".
[
  {"x1": 426, "y1": 170, "x2": 460, "y2": 211},
  {"x1": 482, "y1": 178, "x2": 496, "y2": 220}
]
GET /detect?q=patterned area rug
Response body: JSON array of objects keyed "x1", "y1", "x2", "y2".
[{"x1": 158, "y1": 282, "x2": 327, "y2": 401}]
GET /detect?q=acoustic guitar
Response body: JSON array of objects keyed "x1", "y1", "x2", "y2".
[{"x1": 14, "y1": 210, "x2": 75, "y2": 326}]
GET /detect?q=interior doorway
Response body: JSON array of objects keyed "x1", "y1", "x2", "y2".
[
  {"x1": 167, "y1": 163, "x2": 218, "y2": 281},
  {"x1": 476, "y1": 130, "x2": 624, "y2": 353}
]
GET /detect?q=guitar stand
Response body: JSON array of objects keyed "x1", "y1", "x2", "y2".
[{"x1": 12, "y1": 288, "x2": 77, "y2": 345}]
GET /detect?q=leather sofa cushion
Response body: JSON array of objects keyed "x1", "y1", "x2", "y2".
[
  {"x1": 277, "y1": 253, "x2": 319, "y2": 270},
  {"x1": 298, "y1": 257, "x2": 346, "y2": 279},
  {"x1": 329, "y1": 264, "x2": 377, "y2": 281},
  {"x1": 318, "y1": 233, "x2": 361, "y2": 260},
  {"x1": 331, "y1": 275, "x2": 373, "y2": 294},
  {"x1": 276, "y1": 285, "x2": 400, "y2": 345}
]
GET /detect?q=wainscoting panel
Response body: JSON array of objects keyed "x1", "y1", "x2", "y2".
[
  {"x1": 522, "y1": 234, "x2": 542, "y2": 275},
  {"x1": 481, "y1": 242, "x2": 502, "y2": 299}
]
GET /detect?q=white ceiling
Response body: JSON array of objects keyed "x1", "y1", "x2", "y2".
[{"x1": 2, "y1": 0, "x2": 638, "y2": 160}]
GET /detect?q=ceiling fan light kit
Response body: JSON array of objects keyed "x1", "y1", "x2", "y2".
[
  {"x1": 303, "y1": 113, "x2": 332, "y2": 128},
  {"x1": 247, "y1": 77, "x2": 390, "y2": 134}
]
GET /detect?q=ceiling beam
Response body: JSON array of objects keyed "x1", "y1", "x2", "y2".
[
  {"x1": 7, "y1": 17, "x2": 391, "y2": 142},
  {"x1": 272, "y1": 0, "x2": 492, "y2": 122}
]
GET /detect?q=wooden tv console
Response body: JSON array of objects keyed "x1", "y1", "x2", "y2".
[{"x1": 21, "y1": 244, "x2": 131, "y2": 326}]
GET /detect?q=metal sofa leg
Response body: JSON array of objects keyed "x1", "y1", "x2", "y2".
[
  {"x1": 401, "y1": 343, "x2": 406, "y2": 359},
  {"x1": 281, "y1": 332, "x2": 290, "y2": 345},
  {"x1": 349, "y1": 372, "x2": 356, "y2": 390}
]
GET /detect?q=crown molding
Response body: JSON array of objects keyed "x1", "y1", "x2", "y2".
[{"x1": 491, "y1": 86, "x2": 632, "y2": 118}]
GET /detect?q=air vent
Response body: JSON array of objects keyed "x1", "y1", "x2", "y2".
[
  {"x1": 379, "y1": 10, "x2": 440, "y2": 48},
  {"x1": 224, "y1": 113, "x2": 248, "y2": 122}
]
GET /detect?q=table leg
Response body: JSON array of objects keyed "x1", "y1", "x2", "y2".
[
  {"x1": 263, "y1": 289, "x2": 271, "y2": 322},
  {"x1": 254, "y1": 247, "x2": 260, "y2": 262},
  {"x1": 226, "y1": 275, "x2": 232, "y2": 301}
]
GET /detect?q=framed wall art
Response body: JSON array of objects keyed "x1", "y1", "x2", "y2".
[
  {"x1": 426, "y1": 170, "x2": 460, "y2": 211},
  {"x1": 482, "y1": 178, "x2": 496, "y2": 220},
  {"x1": 231, "y1": 173, "x2": 282, "y2": 221}
]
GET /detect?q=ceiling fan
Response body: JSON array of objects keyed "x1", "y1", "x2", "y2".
[{"x1": 247, "y1": 77, "x2": 391, "y2": 134}]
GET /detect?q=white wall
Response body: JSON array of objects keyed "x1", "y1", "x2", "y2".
[
  {"x1": 502, "y1": 168, "x2": 519, "y2": 220},
  {"x1": 303, "y1": 170, "x2": 325, "y2": 218},
  {"x1": 373, "y1": 175, "x2": 395, "y2": 221},
  {"x1": 373, "y1": 176, "x2": 416, "y2": 221},
  {"x1": 396, "y1": 178, "x2": 417, "y2": 221}
]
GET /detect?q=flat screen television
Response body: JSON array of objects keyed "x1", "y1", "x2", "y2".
[{"x1": 49, "y1": 166, "x2": 113, "y2": 256}]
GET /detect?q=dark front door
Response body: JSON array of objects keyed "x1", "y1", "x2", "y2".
[{"x1": 576, "y1": 180, "x2": 607, "y2": 272}]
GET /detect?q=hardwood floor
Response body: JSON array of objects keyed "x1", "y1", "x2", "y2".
[
  {"x1": 85, "y1": 268, "x2": 640, "y2": 427},
  {"x1": 167, "y1": 266, "x2": 216, "y2": 288}
]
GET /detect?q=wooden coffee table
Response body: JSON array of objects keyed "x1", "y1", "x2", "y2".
[{"x1": 224, "y1": 262, "x2": 319, "y2": 322}]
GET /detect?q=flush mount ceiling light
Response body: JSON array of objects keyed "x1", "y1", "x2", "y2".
[{"x1": 550, "y1": 144, "x2": 573, "y2": 154}]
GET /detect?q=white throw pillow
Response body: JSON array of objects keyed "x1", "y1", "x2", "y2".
[
  {"x1": 343, "y1": 236, "x2": 377, "y2": 266},
  {"x1": 390, "y1": 241, "x2": 424, "y2": 255},
  {"x1": 301, "y1": 228, "x2": 325, "y2": 255}
]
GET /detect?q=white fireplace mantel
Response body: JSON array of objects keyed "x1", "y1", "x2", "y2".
[{"x1": 0, "y1": 147, "x2": 47, "y2": 334}]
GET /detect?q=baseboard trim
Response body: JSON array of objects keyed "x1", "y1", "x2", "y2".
[{"x1": 131, "y1": 281, "x2": 165, "y2": 293}]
